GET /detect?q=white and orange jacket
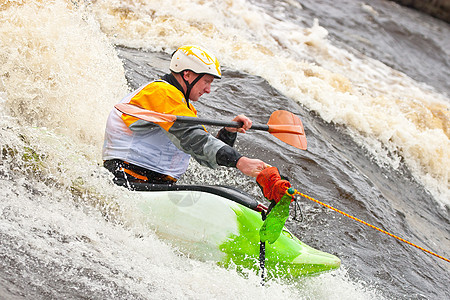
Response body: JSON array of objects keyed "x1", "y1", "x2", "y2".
[{"x1": 102, "y1": 74, "x2": 242, "y2": 179}]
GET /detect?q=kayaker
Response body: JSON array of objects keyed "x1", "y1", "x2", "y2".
[{"x1": 102, "y1": 45, "x2": 269, "y2": 185}]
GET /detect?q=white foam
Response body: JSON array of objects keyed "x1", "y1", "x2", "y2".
[{"x1": 0, "y1": 1, "x2": 128, "y2": 159}]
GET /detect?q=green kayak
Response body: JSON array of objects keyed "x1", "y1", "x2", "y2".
[{"x1": 122, "y1": 182, "x2": 340, "y2": 278}]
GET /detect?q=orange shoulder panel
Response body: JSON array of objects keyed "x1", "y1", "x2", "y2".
[{"x1": 121, "y1": 81, "x2": 197, "y2": 131}]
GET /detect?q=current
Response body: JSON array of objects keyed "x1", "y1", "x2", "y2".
[{"x1": 0, "y1": 1, "x2": 449, "y2": 299}]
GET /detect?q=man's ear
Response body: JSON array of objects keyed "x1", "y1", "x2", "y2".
[{"x1": 182, "y1": 70, "x2": 192, "y2": 81}]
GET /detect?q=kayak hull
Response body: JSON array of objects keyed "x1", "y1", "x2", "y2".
[{"x1": 133, "y1": 188, "x2": 340, "y2": 278}]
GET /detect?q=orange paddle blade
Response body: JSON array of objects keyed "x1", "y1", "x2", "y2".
[{"x1": 268, "y1": 110, "x2": 307, "y2": 150}]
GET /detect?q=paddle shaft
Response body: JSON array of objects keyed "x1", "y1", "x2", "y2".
[
  {"x1": 114, "y1": 103, "x2": 307, "y2": 149},
  {"x1": 176, "y1": 115, "x2": 269, "y2": 131}
]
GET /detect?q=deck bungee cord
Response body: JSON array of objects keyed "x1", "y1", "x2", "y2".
[{"x1": 289, "y1": 189, "x2": 450, "y2": 264}]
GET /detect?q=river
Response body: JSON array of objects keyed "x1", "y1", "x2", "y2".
[{"x1": 0, "y1": 1, "x2": 449, "y2": 299}]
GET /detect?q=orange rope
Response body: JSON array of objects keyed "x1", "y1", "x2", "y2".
[{"x1": 291, "y1": 190, "x2": 450, "y2": 264}]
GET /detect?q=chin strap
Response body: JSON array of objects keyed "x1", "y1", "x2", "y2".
[{"x1": 181, "y1": 72, "x2": 204, "y2": 108}]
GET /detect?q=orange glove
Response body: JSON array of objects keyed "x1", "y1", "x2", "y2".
[{"x1": 256, "y1": 167, "x2": 291, "y2": 203}]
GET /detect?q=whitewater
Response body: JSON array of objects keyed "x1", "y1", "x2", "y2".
[{"x1": 0, "y1": 1, "x2": 449, "y2": 299}]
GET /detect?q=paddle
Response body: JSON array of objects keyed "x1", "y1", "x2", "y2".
[{"x1": 114, "y1": 103, "x2": 307, "y2": 150}]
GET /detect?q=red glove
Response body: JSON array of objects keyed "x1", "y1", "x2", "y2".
[{"x1": 256, "y1": 167, "x2": 291, "y2": 203}]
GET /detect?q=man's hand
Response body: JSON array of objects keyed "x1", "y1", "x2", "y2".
[
  {"x1": 236, "y1": 156, "x2": 268, "y2": 177},
  {"x1": 226, "y1": 114, "x2": 252, "y2": 133},
  {"x1": 256, "y1": 167, "x2": 291, "y2": 203}
]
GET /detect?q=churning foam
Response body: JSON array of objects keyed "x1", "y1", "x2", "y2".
[{"x1": 0, "y1": 0, "x2": 128, "y2": 158}]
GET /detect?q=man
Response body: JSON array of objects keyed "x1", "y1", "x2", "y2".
[{"x1": 102, "y1": 45, "x2": 269, "y2": 185}]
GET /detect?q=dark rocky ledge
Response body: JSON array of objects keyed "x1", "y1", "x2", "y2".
[{"x1": 391, "y1": 0, "x2": 450, "y2": 23}]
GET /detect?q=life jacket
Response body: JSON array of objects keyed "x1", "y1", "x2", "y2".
[{"x1": 102, "y1": 80, "x2": 197, "y2": 179}]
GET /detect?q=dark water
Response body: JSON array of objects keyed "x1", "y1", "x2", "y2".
[
  {"x1": 117, "y1": 46, "x2": 449, "y2": 300},
  {"x1": 250, "y1": 0, "x2": 450, "y2": 97}
]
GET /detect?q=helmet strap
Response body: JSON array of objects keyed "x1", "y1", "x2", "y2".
[{"x1": 182, "y1": 72, "x2": 204, "y2": 108}]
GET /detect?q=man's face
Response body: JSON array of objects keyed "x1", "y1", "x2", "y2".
[{"x1": 185, "y1": 72, "x2": 215, "y2": 102}]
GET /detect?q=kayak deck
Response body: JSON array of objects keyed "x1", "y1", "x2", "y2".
[{"x1": 120, "y1": 181, "x2": 340, "y2": 278}]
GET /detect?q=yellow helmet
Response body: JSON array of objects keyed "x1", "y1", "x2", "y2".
[{"x1": 170, "y1": 45, "x2": 221, "y2": 79}]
